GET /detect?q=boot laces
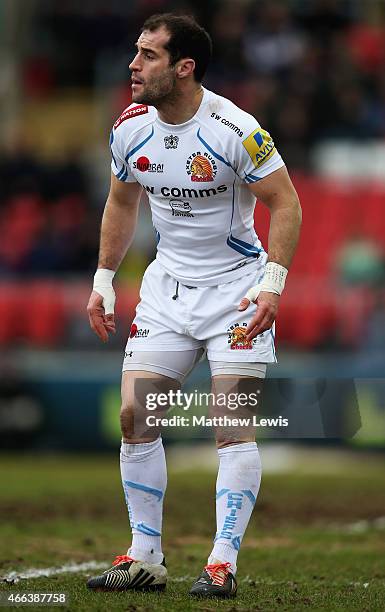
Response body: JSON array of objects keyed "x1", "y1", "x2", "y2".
[
  {"x1": 112, "y1": 554, "x2": 135, "y2": 566},
  {"x1": 204, "y1": 561, "x2": 231, "y2": 586}
]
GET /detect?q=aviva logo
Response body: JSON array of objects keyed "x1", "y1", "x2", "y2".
[{"x1": 242, "y1": 128, "x2": 276, "y2": 168}]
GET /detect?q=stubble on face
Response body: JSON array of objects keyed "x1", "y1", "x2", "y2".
[{"x1": 133, "y1": 69, "x2": 177, "y2": 106}]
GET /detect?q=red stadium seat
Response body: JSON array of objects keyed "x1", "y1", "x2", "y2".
[
  {"x1": 23, "y1": 282, "x2": 67, "y2": 346},
  {"x1": 0, "y1": 285, "x2": 24, "y2": 344}
]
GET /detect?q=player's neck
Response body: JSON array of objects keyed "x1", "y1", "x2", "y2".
[{"x1": 156, "y1": 85, "x2": 204, "y2": 125}]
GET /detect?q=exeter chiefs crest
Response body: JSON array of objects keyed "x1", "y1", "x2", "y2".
[
  {"x1": 186, "y1": 152, "x2": 217, "y2": 182},
  {"x1": 227, "y1": 323, "x2": 253, "y2": 350},
  {"x1": 164, "y1": 134, "x2": 179, "y2": 149}
]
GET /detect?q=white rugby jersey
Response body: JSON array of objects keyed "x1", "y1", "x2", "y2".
[{"x1": 110, "y1": 87, "x2": 285, "y2": 286}]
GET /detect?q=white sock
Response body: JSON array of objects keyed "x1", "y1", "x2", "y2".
[
  {"x1": 120, "y1": 437, "x2": 166, "y2": 564},
  {"x1": 208, "y1": 442, "x2": 262, "y2": 575}
]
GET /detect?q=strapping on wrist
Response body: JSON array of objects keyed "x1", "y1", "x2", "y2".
[
  {"x1": 260, "y1": 262, "x2": 288, "y2": 295},
  {"x1": 93, "y1": 268, "x2": 115, "y2": 288}
]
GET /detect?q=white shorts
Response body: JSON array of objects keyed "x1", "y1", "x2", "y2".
[{"x1": 122, "y1": 260, "x2": 276, "y2": 378}]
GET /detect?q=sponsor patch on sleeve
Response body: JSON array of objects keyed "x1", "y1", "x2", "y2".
[
  {"x1": 113, "y1": 104, "x2": 148, "y2": 129},
  {"x1": 242, "y1": 128, "x2": 276, "y2": 168}
]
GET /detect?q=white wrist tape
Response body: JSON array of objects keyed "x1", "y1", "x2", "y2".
[
  {"x1": 245, "y1": 262, "x2": 288, "y2": 302},
  {"x1": 93, "y1": 268, "x2": 116, "y2": 315}
]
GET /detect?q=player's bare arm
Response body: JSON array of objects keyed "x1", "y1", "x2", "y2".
[
  {"x1": 238, "y1": 166, "x2": 302, "y2": 340},
  {"x1": 87, "y1": 174, "x2": 142, "y2": 342}
]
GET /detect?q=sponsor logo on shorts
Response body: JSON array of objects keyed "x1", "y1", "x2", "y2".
[
  {"x1": 164, "y1": 134, "x2": 179, "y2": 149},
  {"x1": 129, "y1": 323, "x2": 150, "y2": 338},
  {"x1": 227, "y1": 323, "x2": 253, "y2": 350},
  {"x1": 113, "y1": 104, "x2": 148, "y2": 129},
  {"x1": 125, "y1": 350, "x2": 133, "y2": 358},
  {"x1": 242, "y1": 128, "x2": 276, "y2": 168},
  {"x1": 142, "y1": 184, "x2": 228, "y2": 198},
  {"x1": 186, "y1": 152, "x2": 217, "y2": 182},
  {"x1": 210, "y1": 112, "x2": 243, "y2": 137},
  {"x1": 133, "y1": 156, "x2": 164, "y2": 173},
  {"x1": 169, "y1": 199, "x2": 194, "y2": 217}
]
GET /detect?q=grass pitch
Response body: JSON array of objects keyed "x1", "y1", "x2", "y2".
[{"x1": 0, "y1": 449, "x2": 384, "y2": 611}]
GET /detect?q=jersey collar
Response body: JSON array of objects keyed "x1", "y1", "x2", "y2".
[{"x1": 155, "y1": 87, "x2": 210, "y2": 133}]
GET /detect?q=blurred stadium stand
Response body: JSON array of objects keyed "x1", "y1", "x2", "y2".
[
  {"x1": 0, "y1": 0, "x2": 384, "y2": 353},
  {"x1": 0, "y1": 176, "x2": 384, "y2": 349}
]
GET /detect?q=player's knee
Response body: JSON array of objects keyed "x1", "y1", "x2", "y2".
[
  {"x1": 120, "y1": 404, "x2": 159, "y2": 443},
  {"x1": 120, "y1": 399, "x2": 150, "y2": 440},
  {"x1": 120, "y1": 397, "x2": 165, "y2": 442}
]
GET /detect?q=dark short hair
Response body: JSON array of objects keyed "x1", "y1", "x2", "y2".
[{"x1": 142, "y1": 13, "x2": 212, "y2": 83}]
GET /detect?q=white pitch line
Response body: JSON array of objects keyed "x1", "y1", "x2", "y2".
[{"x1": 2, "y1": 561, "x2": 108, "y2": 584}]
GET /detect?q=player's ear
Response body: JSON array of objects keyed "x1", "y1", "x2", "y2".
[{"x1": 176, "y1": 58, "x2": 195, "y2": 79}]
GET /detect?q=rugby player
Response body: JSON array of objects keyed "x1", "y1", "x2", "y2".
[{"x1": 87, "y1": 13, "x2": 301, "y2": 598}]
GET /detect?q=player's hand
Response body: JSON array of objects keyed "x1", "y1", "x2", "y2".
[
  {"x1": 87, "y1": 290, "x2": 116, "y2": 343},
  {"x1": 238, "y1": 291, "x2": 279, "y2": 341}
]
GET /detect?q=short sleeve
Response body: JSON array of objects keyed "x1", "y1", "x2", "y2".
[
  {"x1": 109, "y1": 128, "x2": 136, "y2": 183},
  {"x1": 236, "y1": 123, "x2": 285, "y2": 184}
]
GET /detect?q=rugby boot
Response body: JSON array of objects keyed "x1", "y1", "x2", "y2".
[
  {"x1": 189, "y1": 561, "x2": 237, "y2": 598},
  {"x1": 87, "y1": 554, "x2": 167, "y2": 592}
]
